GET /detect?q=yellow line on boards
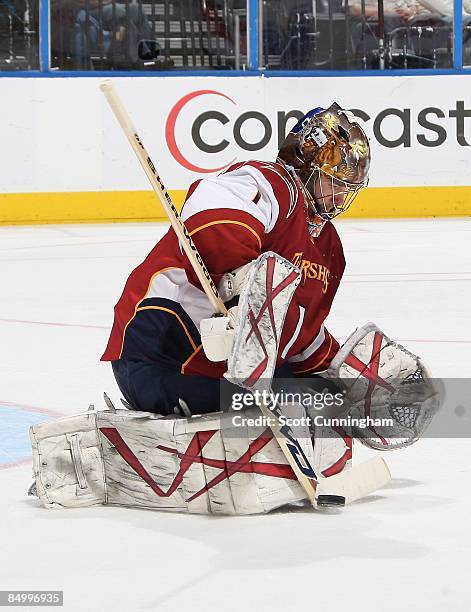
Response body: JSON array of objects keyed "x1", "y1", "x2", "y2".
[
  {"x1": 0, "y1": 186, "x2": 470, "y2": 225},
  {"x1": 345, "y1": 186, "x2": 471, "y2": 218},
  {"x1": 0, "y1": 191, "x2": 186, "y2": 225}
]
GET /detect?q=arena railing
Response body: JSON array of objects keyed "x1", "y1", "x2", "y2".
[{"x1": 0, "y1": 0, "x2": 469, "y2": 76}]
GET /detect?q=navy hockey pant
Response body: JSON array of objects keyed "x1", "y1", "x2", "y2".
[{"x1": 111, "y1": 359, "x2": 228, "y2": 416}]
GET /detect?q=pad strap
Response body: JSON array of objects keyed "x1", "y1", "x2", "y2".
[{"x1": 66, "y1": 433, "x2": 88, "y2": 491}]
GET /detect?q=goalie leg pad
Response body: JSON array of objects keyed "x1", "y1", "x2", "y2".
[
  {"x1": 29, "y1": 405, "x2": 355, "y2": 515},
  {"x1": 30, "y1": 408, "x2": 306, "y2": 515}
]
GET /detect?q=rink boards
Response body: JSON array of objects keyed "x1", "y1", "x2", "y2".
[{"x1": 1, "y1": 74, "x2": 470, "y2": 224}]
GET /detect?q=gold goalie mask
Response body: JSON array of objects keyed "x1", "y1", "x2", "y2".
[{"x1": 277, "y1": 103, "x2": 370, "y2": 221}]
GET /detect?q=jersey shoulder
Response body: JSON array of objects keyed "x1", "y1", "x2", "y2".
[{"x1": 224, "y1": 160, "x2": 304, "y2": 223}]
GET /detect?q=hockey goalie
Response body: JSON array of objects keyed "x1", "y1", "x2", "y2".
[{"x1": 29, "y1": 103, "x2": 439, "y2": 515}]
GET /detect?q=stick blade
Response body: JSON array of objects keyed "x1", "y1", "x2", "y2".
[{"x1": 316, "y1": 457, "x2": 391, "y2": 505}]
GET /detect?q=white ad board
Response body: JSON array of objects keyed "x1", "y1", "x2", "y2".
[{"x1": 1, "y1": 74, "x2": 470, "y2": 194}]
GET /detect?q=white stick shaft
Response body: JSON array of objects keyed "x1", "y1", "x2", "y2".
[{"x1": 99, "y1": 79, "x2": 226, "y2": 315}]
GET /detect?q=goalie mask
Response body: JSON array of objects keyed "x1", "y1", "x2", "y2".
[{"x1": 277, "y1": 103, "x2": 370, "y2": 221}]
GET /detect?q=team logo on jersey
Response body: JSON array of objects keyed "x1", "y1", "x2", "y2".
[{"x1": 292, "y1": 252, "x2": 330, "y2": 293}]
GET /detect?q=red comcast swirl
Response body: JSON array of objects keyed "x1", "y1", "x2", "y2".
[{"x1": 166, "y1": 90, "x2": 236, "y2": 173}]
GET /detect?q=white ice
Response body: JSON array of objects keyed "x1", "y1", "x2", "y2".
[{"x1": 1, "y1": 218, "x2": 470, "y2": 612}]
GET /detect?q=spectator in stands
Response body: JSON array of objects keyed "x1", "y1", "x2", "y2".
[
  {"x1": 417, "y1": 0, "x2": 471, "y2": 16},
  {"x1": 349, "y1": 0, "x2": 427, "y2": 21},
  {"x1": 419, "y1": 0, "x2": 471, "y2": 60},
  {"x1": 348, "y1": 0, "x2": 442, "y2": 66},
  {"x1": 57, "y1": 0, "x2": 158, "y2": 69}
]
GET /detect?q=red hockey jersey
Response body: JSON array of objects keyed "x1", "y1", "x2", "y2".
[{"x1": 102, "y1": 161, "x2": 345, "y2": 378}]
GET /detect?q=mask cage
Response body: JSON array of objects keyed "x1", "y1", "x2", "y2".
[{"x1": 304, "y1": 167, "x2": 368, "y2": 220}]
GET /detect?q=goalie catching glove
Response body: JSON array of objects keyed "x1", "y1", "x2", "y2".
[{"x1": 322, "y1": 322, "x2": 441, "y2": 450}]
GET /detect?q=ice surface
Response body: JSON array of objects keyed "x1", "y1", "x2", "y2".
[{"x1": 1, "y1": 219, "x2": 470, "y2": 612}]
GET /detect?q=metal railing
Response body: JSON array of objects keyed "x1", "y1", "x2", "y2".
[{"x1": 0, "y1": 0, "x2": 38, "y2": 70}]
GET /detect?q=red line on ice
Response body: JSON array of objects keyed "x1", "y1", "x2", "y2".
[
  {"x1": 0, "y1": 400, "x2": 65, "y2": 417},
  {"x1": 0, "y1": 318, "x2": 109, "y2": 330}
]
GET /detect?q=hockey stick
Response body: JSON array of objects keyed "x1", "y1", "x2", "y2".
[
  {"x1": 99, "y1": 80, "x2": 224, "y2": 315},
  {"x1": 99, "y1": 79, "x2": 391, "y2": 508}
]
